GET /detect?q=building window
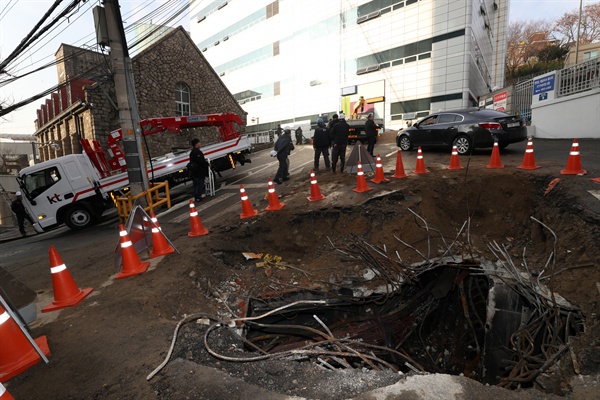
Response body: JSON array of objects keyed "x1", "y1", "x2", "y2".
[
  {"x1": 583, "y1": 50, "x2": 598, "y2": 60},
  {"x1": 175, "y1": 83, "x2": 190, "y2": 116}
]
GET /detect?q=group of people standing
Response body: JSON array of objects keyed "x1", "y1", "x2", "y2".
[
  {"x1": 271, "y1": 112, "x2": 380, "y2": 182},
  {"x1": 312, "y1": 112, "x2": 380, "y2": 174}
]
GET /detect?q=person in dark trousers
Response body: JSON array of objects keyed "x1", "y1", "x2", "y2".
[
  {"x1": 11, "y1": 191, "x2": 34, "y2": 237},
  {"x1": 295, "y1": 126, "x2": 303, "y2": 145},
  {"x1": 189, "y1": 138, "x2": 210, "y2": 201},
  {"x1": 312, "y1": 118, "x2": 331, "y2": 170},
  {"x1": 273, "y1": 129, "x2": 294, "y2": 184},
  {"x1": 275, "y1": 124, "x2": 283, "y2": 138},
  {"x1": 364, "y1": 113, "x2": 380, "y2": 156},
  {"x1": 330, "y1": 113, "x2": 350, "y2": 173}
]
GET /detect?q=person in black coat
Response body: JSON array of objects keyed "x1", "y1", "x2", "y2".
[
  {"x1": 312, "y1": 118, "x2": 331, "y2": 170},
  {"x1": 273, "y1": 129, "x2": 294, "y2": 184},
  {"x1": 189, "y1": 138, "x2": 210, "y2": 201},
  {"x1": 364, "y1": 113, "x2": 380, "y2": 156},
  {"x1": 11, "y1": 192, "x2": 34, "y2": 237},
  {"x1": 330, "y1": 113, "x2": 350, "y2": 173},
  {"x1": 295, "y1": 127, "x2": 303, "y2": 145}
]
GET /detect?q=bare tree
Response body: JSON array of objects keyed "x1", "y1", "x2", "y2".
[
  {"x1": 506, "y1": 20, "x2": 553, "y2": 78},
  {"x1": 554, "y1": 2, "x2": 600, "y2": 45}
]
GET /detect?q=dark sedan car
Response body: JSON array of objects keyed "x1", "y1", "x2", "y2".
[{"x1": 396, "y1": 109, "x2": 527, "y2": 155}]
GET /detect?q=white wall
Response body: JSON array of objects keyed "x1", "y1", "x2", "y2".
[{"x1": 531, "y1": 89, "x2": 600, "y2": 139}]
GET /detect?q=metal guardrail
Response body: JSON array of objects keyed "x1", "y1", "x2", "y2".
[
  {"x1": 557, "y1": 58, "x2": 600, "y2": 97},
  {"x1": 246, "y1": 131, "x2": 275, "y2": 145}
]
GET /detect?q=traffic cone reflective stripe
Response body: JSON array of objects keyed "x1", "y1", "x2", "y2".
[
  {"x1": 0, "y1": 304, "x2": 51, "y2": 383},
  {"x1": 412, "y1": 147, "x2": 430, "y2": 174},
  {"x1": 560, "y1": 139, "x2": 587, "y2": 175},
  {"x1": 0, "y1": 382, "x2": 15, "y2": 399},
  {"x1": 239, "y1": 185, "x2": 259, "y2": 219},
  {"x1": 353, "y1": 163, "x2": 373, "y2": 193},
  {"x1": 265, "y1": 178, "x2": 285, "y2": 211},
  {"x1": 42, "y1": 246, "x2": 93, "y2": 312},
  {"x1": 447, "y1": 146, "x2": 464, "y2": 170},
  {"x1": 486, "y1": 142, "x2": 504, "y2": 169},
  {"x1": 392, "y1": 150, "x2": 408, "y2": 179},
  {"x1": 188, "y1": 200, "x2": 209, "y2": 237},
  {"x1": 307, "y1": 169, "x2": 326, "y2": 201},
  {"x1": 149, "y1": 212, "x2": 175, "y2": 257},
  {"x1": 516, "y1": 138, "x2": 541, "y2": 170},
  {"x1": 370, "y1": 154, "x2": 389, "y2": 183},
  {"x1": 115, "y1": 224, "x2": 150, "y2": 280}
]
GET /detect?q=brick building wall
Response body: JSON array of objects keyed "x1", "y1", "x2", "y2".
[{"x1": 34, "y1": 26, "x2": 246, "y2": 163}]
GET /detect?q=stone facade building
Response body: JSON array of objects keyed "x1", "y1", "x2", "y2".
[{"x1": 33, "y1": 26, "x2": 246, "y2": 163}]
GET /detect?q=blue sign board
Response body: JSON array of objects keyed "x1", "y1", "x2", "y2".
[{"x1": 533, "y1": 75, "x2": 555, "y2": 95}]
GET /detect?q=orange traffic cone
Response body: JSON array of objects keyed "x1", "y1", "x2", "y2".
[
  {"x1": 516, "y1": 138, "x2": 541, "y2": 170},
  {"x1": 561, "y1": 139, "x2": 587, "y2": 175},
  {"x1": 1, "y1": 383, "x2": 14, "y2": 399},
  {"x1": 239, "y1": 185, "x2": 259, "y2": 219},
  {"x1": 307, "y1": 169, "x2": 326, "y2": 201},
  {"x1": 188, "y1": 200, "x2": 209, "y2": 237},
  {"x1": 447, "y1": 146, "x2": 464, "y2": 170},
  {"x1": 265, "y1": 178, "x2": 285, "y2": 211},
  {"x1": 115, "y1": 224, "x2": 150, "y2": 280},
  {"x1": 371, "y1": 154, "x2": 390, "y2": 183},
  {"x1": 0, "y1": 303, "x2": 51, "y2": 383},
  {"x1": 591, "y1": 178, "x2": 600, "y2": 183},
  {"x1": 353, "y1": 162, "x2": 373, "y2": 193},
  {"x1": 149, "y1": 212, "x2": 175, "y2": 257},
  {"x1": 486, "y1": 142, "x2": 504, "y2": 169},
  {"x1": 412, "y1": 147, "x2": 430, "y2": 174},
  {"x1": 391, "y1": 150, "x2": 408, "y2": 179},
  {"x1": 41, "y1": 246, "x2": 93, "y2": 313}
]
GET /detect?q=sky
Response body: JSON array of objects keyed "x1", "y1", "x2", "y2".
[{"x1": 0, "y1": 0, "x2": 595, "y2": 138}]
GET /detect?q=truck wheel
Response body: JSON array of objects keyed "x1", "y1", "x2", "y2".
[{"x1": 64, "y1": 206, "x2": 94, "y2": 230}]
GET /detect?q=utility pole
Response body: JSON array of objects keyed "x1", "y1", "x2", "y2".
[{"x1": 101, "y1": 0, "x2": 148, "y2": 195}]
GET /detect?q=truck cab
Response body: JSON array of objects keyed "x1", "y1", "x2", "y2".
[{"x1": 17, "y1": 154, "x2": 107, "y2": 232}]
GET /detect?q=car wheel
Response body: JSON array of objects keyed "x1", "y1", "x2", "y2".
[
  {"x1": 398, "y1": 135, "x2": 413, "y2": 151},
  {"x1": 453, "y1": 135, "x2": 472, "y2": 155},
  {"x1": 64, "y1": 206, "x2": 94, "y2": 230}
]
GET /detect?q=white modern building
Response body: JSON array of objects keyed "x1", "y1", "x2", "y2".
[{"x1": 189, "y1": 0, "x2": 509, "y2": 132}]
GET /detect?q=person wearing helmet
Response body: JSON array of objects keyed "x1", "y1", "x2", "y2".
[
  {"x1": 312, "y1": 118, "x2": 331, "y2": 171},
  {"x1": 11, "y1": 191, "x2": 34, "y2": 237}
]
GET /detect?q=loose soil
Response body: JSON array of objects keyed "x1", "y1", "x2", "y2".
[{"x1": 4, "y1": 135, "x2": 600, "y2": 400}]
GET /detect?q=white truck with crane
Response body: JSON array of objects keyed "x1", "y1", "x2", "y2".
[{"x1": 15, "y1": 113, "x2": 251, "y2": 232}]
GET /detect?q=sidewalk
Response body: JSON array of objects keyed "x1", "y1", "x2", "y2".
[{"x1": 0, "y1": 226, "x2": 32, "y2": 243}]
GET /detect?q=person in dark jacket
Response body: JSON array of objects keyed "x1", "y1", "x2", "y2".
[
  {"x1": 273, "y1": 129, "x2": 295, "y2": 184},
  {"x1": 312, "y1": 118, "x2": 331, "y2": 170},
  {"x1": 327, "y1": 113, "x2": 339, "y2": 131},
  {"x1": 11, "y1": 191, "x2": 34, "y2": 237},
  {"x1": 330, "y1": 113, "x2": 350, "y2": 173},
  {"x1": 364, "y1": 113, "x2": 380, "y2": 156},
  {"x1": 189, "y1": 138, "x2": 210, "y2": 201},
  {"x1": 295, "y1": 126, "x2": 303, "y2": 145}
]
